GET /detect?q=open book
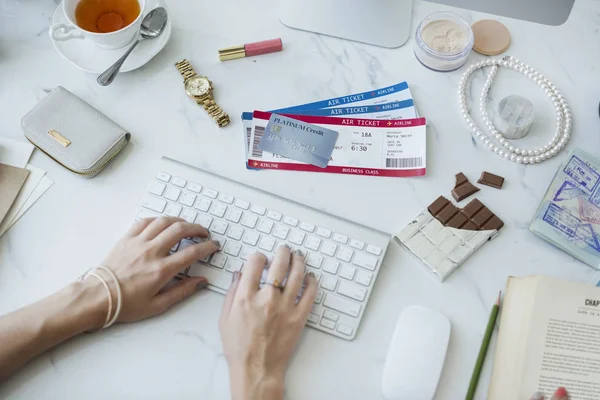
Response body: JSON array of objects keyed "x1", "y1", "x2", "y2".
[{"x1": 488, "y1": 276, "x2": 600, "y2": 400}]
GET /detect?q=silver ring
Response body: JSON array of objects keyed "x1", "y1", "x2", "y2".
[{"x1": 263, "y1": 278, "x2": 284, "y2": 291}]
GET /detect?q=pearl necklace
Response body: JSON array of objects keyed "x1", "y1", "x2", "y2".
[{"x1": 458, "y1": 56, "x2": 572, "y2": 164}]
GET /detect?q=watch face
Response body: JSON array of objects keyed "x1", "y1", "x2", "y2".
[{"x1": 185, "y1": 76, "x2": 210, "y2": 97}]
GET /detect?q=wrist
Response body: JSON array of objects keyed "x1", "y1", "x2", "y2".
[
  {"x1": 63, "y1": 278, "x2": 109, "y2": 333},
  {"x1": 229, "y1": 364, "x2": 284, "y2": 400}
]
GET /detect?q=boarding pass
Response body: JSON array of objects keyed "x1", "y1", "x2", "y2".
[{"x1": 248, "y1": 111, "x2": 427, "y2": 177}]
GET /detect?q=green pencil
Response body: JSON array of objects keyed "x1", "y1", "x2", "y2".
[{"x1": 465, "y1": 291, "x2": 502, "y2": 400}]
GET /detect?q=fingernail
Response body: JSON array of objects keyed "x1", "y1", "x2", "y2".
[
  {"x1": 294, "y1": 249, "x2": 303, "y2": 256},
  {"x1": 308, "y1": 271, "x2": 316, "y2": 279},
  {"x1": 211, "y1": 240, "x2": 221, "y2": 248},
  {"x1": 531, "y1": 392, "x2": 544, "y2": 400},
  {"x1": 232, "y1": 271, "x2": 240, "y2": 282},
  {"x1": 196, "y1": 280, "x2": 209, "y2": 289},
  {"x1": 553, "y1": 387, "x2": 567, "y2": 399},
  {"x1": 282, "y1": 244, "x2": 290, "y2": 250}
]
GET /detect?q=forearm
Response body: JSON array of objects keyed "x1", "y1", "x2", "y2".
[
  {"x1": 229, "y1": 366, "x2": 285, "y2": 400},
  {"x1": 0, "y1": 279, "x2": 105, "y2": 380}
]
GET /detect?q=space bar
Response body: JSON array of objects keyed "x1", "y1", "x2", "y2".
[{"x1": 188, "y1": 263, "x2": 231, "y2": 292}]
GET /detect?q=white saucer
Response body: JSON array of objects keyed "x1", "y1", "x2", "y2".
[{"x1": 50, "y1": 0, "x2": 172, "y2": 74}]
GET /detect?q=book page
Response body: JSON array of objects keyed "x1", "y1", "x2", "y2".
[
  {"x1": 488, "y1": 276, "x2": 540, "y2": 399},
  {"x1": 517, "y1": 276, "x2": 600, "y2": 399}
]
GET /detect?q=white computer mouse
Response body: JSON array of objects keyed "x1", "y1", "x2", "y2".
[{"x1": 381, "y1": 305, "x2": 451, "y2": 400}]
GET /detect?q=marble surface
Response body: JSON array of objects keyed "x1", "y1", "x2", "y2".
[{"x1": 1, "y1": 0, "x2": 600, "y2": 398}]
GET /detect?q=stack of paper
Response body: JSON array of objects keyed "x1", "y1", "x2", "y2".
[
  {"x1": 241, "y1": 82, "x2": 428, "y2": 177},
  {"x1": 0, "y1": 138, "x2": 54, "y2": 237}
]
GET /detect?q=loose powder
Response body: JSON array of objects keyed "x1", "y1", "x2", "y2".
[{"x1": 421, "y1": 20, "x2": 469, "y2": 54}]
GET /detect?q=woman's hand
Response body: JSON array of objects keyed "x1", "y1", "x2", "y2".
[
  {"x1": 0, "y1": 216, "x2": 218, "y2": 379},
  {"x1": 91, "y1": 216, "x2": 220, "y2": 326},
  {"x1": 219, "y1": 245, "x2": 317, "y2": 400},
  {"x1": 531, "y1": 387, "x2": 569, "y2": 400}
]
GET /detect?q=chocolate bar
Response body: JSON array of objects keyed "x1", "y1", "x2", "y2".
[
  {"x1": 428, "y1": 196, "x2": 504, "y2": 231},
  {"x1": 451, "y1": 172, "x2": 480, "y2": 202},
  {"x1": 478, "y1": 171, "x2": 505, "y2": 189}
]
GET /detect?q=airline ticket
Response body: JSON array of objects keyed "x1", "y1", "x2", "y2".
[{"x1": 247, "y1": 111, "x2": 427, "y2": 177}]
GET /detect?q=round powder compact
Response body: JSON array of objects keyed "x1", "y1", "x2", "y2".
[
  {"x1": 414, "y1": 12, "x2": 474, "y2": 72},
  {"x1": 472, "y1": 20, "x2": 511, "y2": 56}
]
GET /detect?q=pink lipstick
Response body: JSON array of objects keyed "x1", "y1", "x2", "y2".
[{"x1": 219, "y1": 38, "x2": 283, "y2": 61}]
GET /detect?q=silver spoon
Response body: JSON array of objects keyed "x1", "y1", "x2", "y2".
[{"x1": 97, "y1": 7, "x2": 168, "y2": 86}]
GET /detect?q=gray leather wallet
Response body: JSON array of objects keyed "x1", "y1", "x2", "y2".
[{"x1": 21, "y1": 86, "x2": 130, "y2": 178}]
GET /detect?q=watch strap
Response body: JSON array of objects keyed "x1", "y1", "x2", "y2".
[
  {"x1": 175, "y1": 59, "x2": 196, "y2": 80},
  {"x1": 199, "y1": 99, "x2": 231, "y2": 128}
]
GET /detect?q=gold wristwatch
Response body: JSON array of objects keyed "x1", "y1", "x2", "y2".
[{"x1": 175, "y1": 59, "x2": 230, "y2": 128}]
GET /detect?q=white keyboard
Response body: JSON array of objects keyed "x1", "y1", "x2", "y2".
[{"x1": 135, "y1": 157, "x2": 390, "y2": 340}]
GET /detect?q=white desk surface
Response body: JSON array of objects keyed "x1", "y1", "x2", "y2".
[{"x1": 1, "y1": 0, "x2": 599, "y2": 398}]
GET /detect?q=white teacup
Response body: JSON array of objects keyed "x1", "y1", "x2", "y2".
[{"x1": 49, "y1": 0, "x2": 145, "y2": 50}]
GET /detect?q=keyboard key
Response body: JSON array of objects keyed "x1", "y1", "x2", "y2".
[
  {"x1": 320, "y1": 241, "x2": 337, "y2": 257},
  {"x1": 148, "y1": 181, "x2": 166, "y2": 196},
  {"x1": 257, "y1": 219, "x2": 274, "y2": 234},
  {"x1": 337, "y1": 281, "x2": 368, "y2": 302},
  {"x1": 142, "y1": 196, "x2": 166, "y2": 213},
  {"x1": 211, "y1": 220, "x2": 228, "y2": 235},
  {"x1": 323, "y1": 310, "x2": 340, "y2": 322},
  {"x1": 172, "y1": 177, "x2": 186, "y2": 187},
  {"x1": 324, "y1": 294, "x2": 361, "y2": 317},
  {"x1": 227, "y1": 225, "x2": 244, "y2": 241},
  {"x1": 210, "y1": 253, "x2": 228, "y2": 269},
  {"x1": 164, "y1": 187, "x2": 181, "y2": 201},
  {"x1": 136, "y1": 208, "x2": 159, "y2": 221},
  {"x1": 320, "y1": 318, "x2": 336, "y2": 330},
  {"x1": 322, "y1": 259, "x2": 340, "y2": 275},
  {"x1": 224, "y1": 241, "x2": 242, "y2": 257},
  {"x1": 210, "y1": 203, "x2": 227, "y2": 218},
  {"x1": 283, "y1": 216, "x2": 299, "y2": 226},
  {"x1": 353, "y1": 252, "x2": 378, "y2": 271},
  {"x1": 306, "y1": 253, "x2": 324, "y2": 269},
  {"x1": 225, "y1": 208, "x2": 242, "y2": 223},
  {"x1": 305, "y1": 236, "x2": 322, "y2": 251},
  {"x1": 336, "y1": 247, "x2": 354, "y2": 262},
  {"x1": 241, "y1": 213, "x2": 258, "y2": 228},
  {"x1": 210, "y1": 234, "x2": 227, "y2": 249},
  {"x1": 226, "y1": 259, "x2": 243, "y2": 273},
  {"x1": 315, "y1": 227, "x2": 332, "y2": 238},
  {"x1": 258, "y1": 237, "x2": 276, "y2": 252},
  {"x1": 203, "y1": 188, "x2": 218, "y2": 199},
  {"x1": 234, "y1": 199, "x2": 250, "y2": 210},
  {"x1": 219, "y1": 193, "x2": 234, "y2": 204},
  {"x1": 337, "y1": 325, "x2": 354, "y2": 336},
  {"x1": 180, "y1": 192, "x2": 196, "y2": 207},
  {"x1": 242, "y1": 231, "x2": 260, "y2": 246},
  {"x1": 307, "y1": 313, "x2": 320, "y2": 324},
  {"x1": 272, "y1": 225, "x2": 290, "y2": 240},
  {"x1": 195, "y1": 214, "x2": 213, "y2": 229},
  {"x1": 180, "y1": 208, "x2": 197, "y2": 223},
  {"x1": 187, "y1": 182, "x2": 202, "y2": 193},
  {"x1": 333, "y1": 233, "x2": 348, "y2": 244},
  {"x1": 349, "y1": 239, "x2": 365, "y2": 250},
  {"x1": 299, "y1": 222, "x2": 315, "y2": 232},
  {"x1": 165, "y1": 203, "x2": 182, "y2": 217},
  {"x1": 339, "y1": 265, "x2": 356, "y2": 280},
  {"x1": 156, "y1": 171, "x2": 171, "y2": 182},
  {"x1": 321, "y1": 275, "x2": 338, "y2": 291},
  {"x1": 240, "y1": 246, "x2": 254, "y2": 260},
  {"x1": 266, "y1": 210, "x2": 282, "y2": 221},
  {"x1": 194, "y1": 198, "x2": 211, "y2": 212},
  {"x1": 356, "y1": 270, "x2": 373, "y2": 286},
  {"x1": 251, "y1": 205, "x2": 266, "y2": 215},
  {"x1": 314, "y1": 290, "x2": 324, "y2": 304},
  {"x1": 366, "y1": 244, "x2": 382, "y2": 256},
  {"x1": 288, "y1": 230, "x2": 305, "y2": 245}
]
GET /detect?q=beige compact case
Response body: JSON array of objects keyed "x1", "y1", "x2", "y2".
[{"x1": 21, "y1": 86, "x2": 130, "y2": 178}]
